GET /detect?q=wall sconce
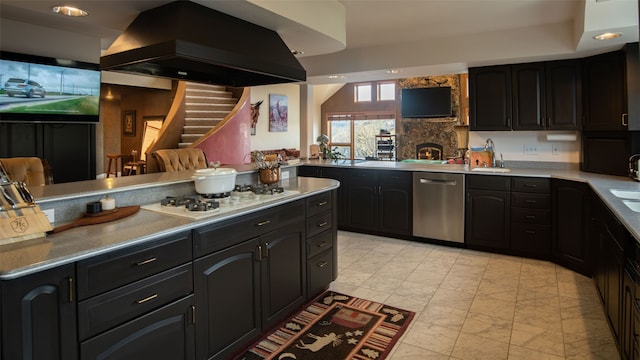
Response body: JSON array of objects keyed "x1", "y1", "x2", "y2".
[{"x1": 105, "y1": 89, "x2": 114, "y2": 100}]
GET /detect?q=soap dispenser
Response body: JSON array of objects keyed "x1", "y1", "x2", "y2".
[{"x1": 629, "y1": 154, "x2": 640, "y2": 182}]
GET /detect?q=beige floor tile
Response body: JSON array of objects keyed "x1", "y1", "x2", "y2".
[
  {"x1": 469, "y1": 296, "x2": 516, "y2": 321},
  {"x1": 429, "y1": 288, "x2": 476, "y2": 311},
  {"x1": 513, "y1": 303, "x2": 563, "y2": 332},
  {"x1": 388, "y1": 342, "x2": 449, "y2": 360},
  {"x1": 393, "y1": 280, "x2": 438, "y2": 302},
  {"x1": 507, "y1": 344, "x2": 565, "y2": 360},
  {"x1": 510, "y1": 322, "x2": 565, "y2": 357},
  {"x1": 350, "y1": 287, "x2": 391, "y2": 304},
  {"x1": 416, "y1": 304, "x2": 468, "y2": 330},
  {"x1": 563, "y1": 332, "x2": 619, "y2": 360},
  {"x1": 401, "y1": 321, "x2": 459, "y2": 356},
  {"x1": 404, "y1": 268, "x2": 446, "y2": 286},
  {"x1": 477, "y1": 281, "x2": 519, "y2": 302},
  {"x1": 461, "y1": 312, "x2": 513, "y2": 343},
  {"x1": 451, "y1": 332, "x2": 509, "y2": 360},
  {"x1": 439, "y1": 274, "x2": 482, "y2": 294}
]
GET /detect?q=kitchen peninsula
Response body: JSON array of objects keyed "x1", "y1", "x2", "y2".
[{"x1": 0, "y1": 166, "x2": 339, "y2": 360}]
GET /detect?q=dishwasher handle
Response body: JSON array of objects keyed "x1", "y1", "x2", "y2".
[{"x1": 419, "y1": 178, "x2": 457, "y2": 186}]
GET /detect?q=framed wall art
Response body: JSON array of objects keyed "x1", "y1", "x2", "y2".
[
  {"x1": 268, "y1": 94, "x2": 287, "y2": 132},
  {"x1": 122, "y1": 110, "x2": 136, "y2": 136}
]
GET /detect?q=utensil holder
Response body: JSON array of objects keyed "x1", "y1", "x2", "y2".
[{"x1": 259, "y1": 168, "x2": 280, "y2": 184}]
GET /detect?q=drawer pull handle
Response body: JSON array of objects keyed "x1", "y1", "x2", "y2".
[
  {"x1": 317, "y1": 261, "x2": 328, "y2": 268},
  {"x1": 317, "y1": 241, "x2": 328, "y2": 248},
  {"x1": 317, "y1": 221, "x2": 328, "y2": 227},
  {"x1": 317, "y1": 201, "x2": 328, "y2": 206},
  {"x1": 525, "y1": 200, "x2": 537, "y2": 203},
  {"x1": 136, "y1": 257, "x2": 157, "y2": 266},
  {"x1": 137, "y1": 294, "x2": 158, "y2": 304},
  {"x1": 257, "y1": 220, "x2": 271, "y2": 226},
  {"x1": 68, "y1": 277, "x2": 74, "y2": 303},
  {"x1": 256, "y1": 245, "x2": 263, "y2": 261},
  {"x1": 524, "y1": 184, "x2": 537, "y2": 188},
  {"x1": 525, "y1": 230, "x2": 537, "y2": 235},
  {"x1": 525, "y1": 215, "x2": 537, "y2": 219}
]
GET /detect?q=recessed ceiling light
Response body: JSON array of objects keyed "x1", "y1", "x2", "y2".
[
  {"x1": 593, "y1": 32, "x2": 622, "y2": 40},
  {"x1": 291, "y1": 49, "x2": 304, "y2": 56},
  {"x1": 386, "y1": 69, "x2": 402, "y2": 74},
  {"x1": 51, "y1": 5, "x2": 88, "y2": 17},
  {"x1": 328, "y1": 75, "x2": 344, "y2": 79}
]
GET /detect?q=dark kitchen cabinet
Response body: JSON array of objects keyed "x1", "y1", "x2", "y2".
[
  {"x1": 551, "y1": 179, "x2": 591, "y2": 276},
  {"x1": 582, "y1": 50, "x2": 627, "y2": 131},
  {"x1": 545, "y1": 59, "x2": 582, "y2": 130},
  {"x1": 623, "y1": 267, "x2": 635, "y2": 360},
  {"x1": 347, "y1": 169, "x2": 412, "y2": 237},
  {"x1": 469, "y1": 65, "x2": 512, "y2": 131},
  {"x1": 581, "y1": 131, "x2": 640, "y2": 177},
  {"x1": 305, "y1": 191, "x2": 338, "y2": 297},
  {"x1": 80, "y1": 296, "x2": 196, "y2": 360},
  {"x1": 193, "y1": 204, "x2": 306, "y2": 360},
  {"x1": 299, "y1": 165, "x2": 347, "y2": 227},
  {"x1": 465, "y1": 175, "x2": 511, "y2": 250},
  {"x1": 510, "y1": 177, "x2": 551, "y2": 257},
  {"x1": 591, "y1": 194, "x2": 627, "y2": 345},
  {"x1": 512, "y1": 62, "x2": 546, "y2": 130},
  {"x1": 0, "y1": 122, "x2": 96, "y2": 183},
  {"x1": 1, "y1": 264, "x2": 78, "y2": 360}
]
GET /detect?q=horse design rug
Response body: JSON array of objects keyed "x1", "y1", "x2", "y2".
[{"x1": 236, "y1": 291, "x2": 415, "y2": 360}]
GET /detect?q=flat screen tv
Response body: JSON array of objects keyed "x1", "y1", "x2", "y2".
[
  {"x1": 401, "y1": 86, "x2": 452, "y2": 118},
  {"x1": 0, "y1": 51, "x2": 101, "y2": 123}
]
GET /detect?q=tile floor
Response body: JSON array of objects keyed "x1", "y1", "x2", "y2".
[{"x1": 329, "y1": 231, "x2": 620, "y2": 360}]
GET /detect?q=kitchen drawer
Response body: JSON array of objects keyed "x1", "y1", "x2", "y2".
[
  {"x1": 307, "y1": 249, "x2": 333, "y2": 297},
  {"x1": 80, "y1": 295, "x2": 195, "y2": 360},
  {"x1": 511, "y1": 177, "x2": 550, "y2": 193},
  {"x1": 466, "y1": 174, "x2": 511, "y2": 191},
  {"x1": 306, "y1": 211, "x2": 333, "y2": 239},
  {"x1": 306, "y1": 192, "x2": 332, "y2": 217},
  {"x1": 307, "y1": 230, "x2": 333, "y2": 258},
  {"x1": 77, "y1": 231, "x2": 192, "y2": 300},
  {"x1": 194, "y1": 200, "x2": 304, "y2": 257},
  {"x1": 510, "y1": 222, "x2": 551, "y2": 256},
  {"x1": 78, "y1": 263, "x2": 193, "y2": 340},
  {"x1": 511, "y1": 192, "x2": 551, "y2": 209},
  {"x1": 511, "y1": 207, "x2": 551, "y2": 225}
]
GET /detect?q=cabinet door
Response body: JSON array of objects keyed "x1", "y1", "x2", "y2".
[
  {"x1": 624, "y1": 269, "x2": 635, "y2": 360},
  {"x1": 469, "y1": 65, "x2": 512, "y2": 130},
  {"x1": 512, "y1": 63, "x2": 546, "y2": 130},
  {"x1": 261, "y1": 225, "x2": 306, "y2": 329},
  {"x1": 545, "y1": 59, "x2": 582, "y2": 130},
  {"x1": 348, "y1": 171, "x2": 378, "y2": 231},
  {"x1": 194, "y1": 238, "x2": 261, "y2": 360},
  {"x1": 1, "y1": 264, "x2": 77, "y2": 360},
  {"x1": 80, "y1": 296, "x2": 195, "y2": 360},
  {"x1": 551, "y1": 179, "x2": 590, "y2": 276},
  {"x1": 379, "y1": 173, "x2": 412, "y2": 236},
  {"x1": 605, "y1": 228, "x2": 624, "y2": 342},
  {"x1": 582, "y1": 51, "x2": 626, "y2": 131},
  {"x1": 0, "y1": 122, "x2": 41, "y2": 157},
  {"x1": 465, "y1": 189, "x2": 510, "y2": 250},
  {"x1": 320, "y1": 167, "x2": 347, "y2": 228}
]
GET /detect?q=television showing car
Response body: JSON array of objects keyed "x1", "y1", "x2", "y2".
[{"x1": 4, "y1": 78, "x2": 46, "y2": 98}]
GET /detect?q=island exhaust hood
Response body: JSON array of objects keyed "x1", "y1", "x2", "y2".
[{"x1": 100, "y1": 1, "x2": 306, "y2": 87}]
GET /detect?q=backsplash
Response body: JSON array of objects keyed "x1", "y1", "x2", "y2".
[{"x1": 397, "y1": 75, "x2": 462, "y2": 159}]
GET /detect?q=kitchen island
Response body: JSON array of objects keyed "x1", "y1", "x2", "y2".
[{"x1": 0, "y1": 171, "x2": 339, "y2": 360}]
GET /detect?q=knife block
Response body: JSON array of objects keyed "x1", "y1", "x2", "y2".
[{"x1": 0, "y1": 183, "x2": 52, "y2": 245}]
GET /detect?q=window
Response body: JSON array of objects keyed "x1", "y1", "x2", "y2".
[
  {"x1": 354, "y1": 83, "x2": 372, "y2": 102},
  {"x1": 327, "y1": 113, "x2": 395, "y2": 160},
  {"x1": 377, "y1": 82, "x2": 395, "y2": 101}
]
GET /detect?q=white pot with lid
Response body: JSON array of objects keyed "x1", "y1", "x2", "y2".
[{"x1": 191, "y1": 167, "x2": 237, "y2": 194}]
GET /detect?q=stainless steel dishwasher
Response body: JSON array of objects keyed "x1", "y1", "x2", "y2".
[{"x1": 413, "y1": 172, "x2": 465, "y2": 243}]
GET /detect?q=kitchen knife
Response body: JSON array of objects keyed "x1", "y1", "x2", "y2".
[{"x1": 0, "y1": 185, "x2": 17, "y2": 208}]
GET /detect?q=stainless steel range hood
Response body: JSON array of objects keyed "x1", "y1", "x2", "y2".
[{"x1": 100, "y1": 1, "x2": 306, "y2": 87}]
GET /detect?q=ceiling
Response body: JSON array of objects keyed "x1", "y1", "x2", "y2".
[{"x1": 1, "y1": 0, "x2": 638, "y2": 85}]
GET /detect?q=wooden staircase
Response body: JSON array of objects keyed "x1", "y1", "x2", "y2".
[{"x1": 179, "y1": 82, "x2": 238, "y2": 148}]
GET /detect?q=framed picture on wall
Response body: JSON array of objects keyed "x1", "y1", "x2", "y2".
[
  {"x1": 122, "y1": 110, "x2": 136, "y2": 136},
  {"x1": 269, "y1": 94, "x2": 287, "y2": 132}
]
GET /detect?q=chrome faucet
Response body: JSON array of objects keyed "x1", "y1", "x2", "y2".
[{"x1": 484, "y1": 138, "x2": 496, "y2": 167}]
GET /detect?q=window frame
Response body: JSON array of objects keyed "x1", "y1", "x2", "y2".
[
  {"x1": 377, "y1": 81, "x2": 396, "y2": 101},
  {"x1": 354, "y1": 83, "x2": 372, "y2": 103}
]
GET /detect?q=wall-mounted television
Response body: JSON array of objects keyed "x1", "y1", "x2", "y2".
[
  {"x1": 401, "y1": 86, "x2": 452, "y2": 118},
  {"x1": 0, "y1": 51, "x2": 101, "y2": 123}
]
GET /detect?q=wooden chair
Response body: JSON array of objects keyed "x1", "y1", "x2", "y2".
[
  {"x1": 106, "y1": 154, "x2": 127, "y2": 177},
  {"x1": 0, "y1": 157, "x2": 52, "y2": 186},
  {"x1": 153, "y1": 148, "x2": 208, "y2": 172}
]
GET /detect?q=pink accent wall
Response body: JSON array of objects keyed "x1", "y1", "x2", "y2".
[{"x1": 195, "y1": 101, "x2": 252, "y2": 165}]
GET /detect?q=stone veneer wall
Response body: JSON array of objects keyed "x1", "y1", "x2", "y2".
[{"x1": 397, "y1": 75, "x2": 462, "y2": 160}]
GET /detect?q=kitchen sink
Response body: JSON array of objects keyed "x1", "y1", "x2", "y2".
[
  {"x1": 610, "y1": 189, "x2": 640, "y2": 200},
  {"x1": 470, "y1": 167, "x2": 511, "y2": 173},
  {"x1": 623, "y1": 200, "x2": 640, "y2": 213}
]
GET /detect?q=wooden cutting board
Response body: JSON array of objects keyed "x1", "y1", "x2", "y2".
[{"x1": 49, "y1": 206, "x2": 140, "y2": 234}]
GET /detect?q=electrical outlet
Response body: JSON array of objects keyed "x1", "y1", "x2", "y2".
[
  {"x1": 42, "y1": 208, "x2": 55, "y2": 223},
  {"x1": 523, "y1": 144, "x2": 539, "y2": 155},
  {"x1": 552, "y1": 144, "x2": 561, "y2": 155}
]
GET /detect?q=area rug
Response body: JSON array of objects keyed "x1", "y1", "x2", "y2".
[{"x1": 235, "y1": 291, "x2": 415, "y2": 360}]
